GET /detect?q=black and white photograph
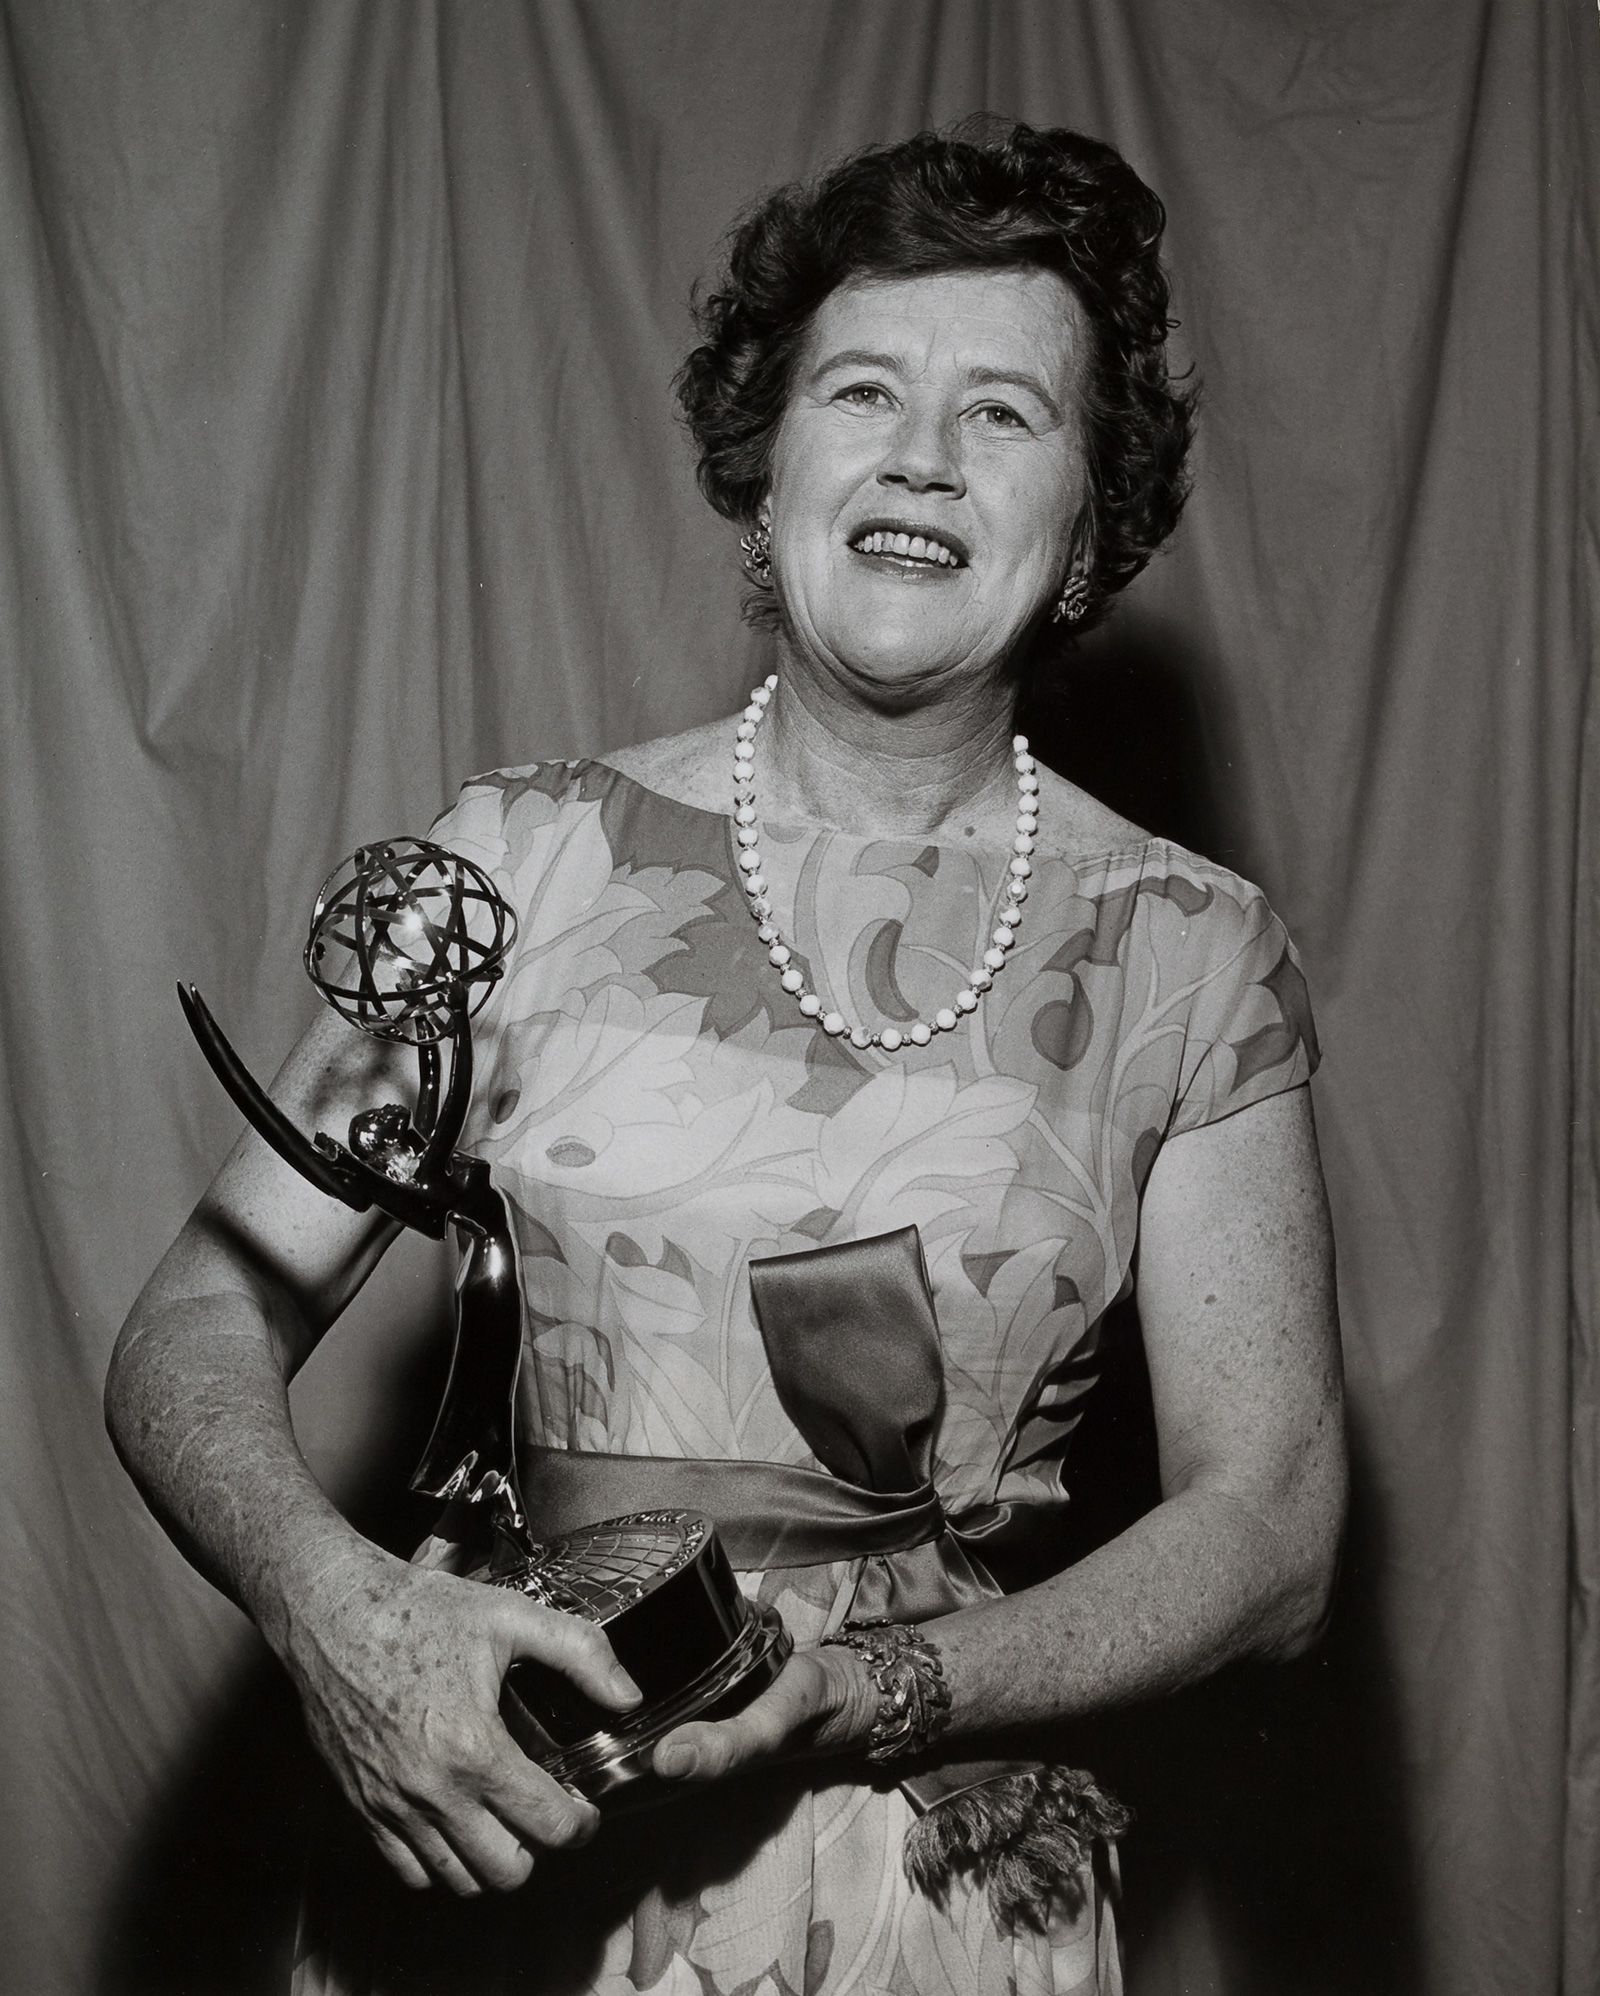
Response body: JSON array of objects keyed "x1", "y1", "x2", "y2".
[{"x1": 0, "y1": 5, "x2": 1593, "y2": 1993}]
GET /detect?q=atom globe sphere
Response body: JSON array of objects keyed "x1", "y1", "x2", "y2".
[{"x1": 303, "y1": 838, "x2": 517, "y2": 1045}]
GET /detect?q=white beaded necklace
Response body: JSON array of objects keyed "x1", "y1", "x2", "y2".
[{"x1": 732, "y1": 675, "x2": 1039, "y2": 1052}]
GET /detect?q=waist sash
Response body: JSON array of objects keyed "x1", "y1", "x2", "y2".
[{"x1": 520, "y1": 1448, "x2": 944, "y2": 1570}]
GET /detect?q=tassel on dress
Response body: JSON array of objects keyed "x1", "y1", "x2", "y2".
[{"x1": 903, "y1": 1767, "x2": 1132, "y2": 1933}]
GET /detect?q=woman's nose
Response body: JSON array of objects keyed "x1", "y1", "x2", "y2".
[{"x1": 877, "y1": 405, "x2": 966, "y2": 498}]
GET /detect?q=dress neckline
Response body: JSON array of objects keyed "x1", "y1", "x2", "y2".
[{"x1": 582, "y1": 754, "x2": 1161, "y2": 872}]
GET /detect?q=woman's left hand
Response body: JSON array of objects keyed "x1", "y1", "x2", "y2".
[{"x1": 651, "y1": 1644, "x2": 877, "y2": 1784}]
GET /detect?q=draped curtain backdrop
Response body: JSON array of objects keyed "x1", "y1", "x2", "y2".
[{"x1": 0, "y1": 3, "x2": 1593, "y2": 1991}]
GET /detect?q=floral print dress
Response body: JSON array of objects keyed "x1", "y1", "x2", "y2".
[{"x1": 293, "y1": 758, "x2": 1318, "y2": 1996}]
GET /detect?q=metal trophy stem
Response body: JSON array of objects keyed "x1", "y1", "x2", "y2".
[{"x1": 180, "y1": 837, "x2": 788, "y2": 1796}]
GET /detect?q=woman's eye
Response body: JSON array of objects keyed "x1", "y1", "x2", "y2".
[
  {"x1": 973, "y1": 402, "x2": 1027, "y2": 430},
  {"x1": 837, "y1": 383, "x2": 891, "y2": 409}
]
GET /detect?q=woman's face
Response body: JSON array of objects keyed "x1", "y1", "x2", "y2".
[{"x1": 764, "y1": 265, "x2": 1089, "y2": 698}]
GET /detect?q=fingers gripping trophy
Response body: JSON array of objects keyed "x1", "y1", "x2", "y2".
[{"x1": 181, "y1": 838, "x2": 790, "y2": 1800}]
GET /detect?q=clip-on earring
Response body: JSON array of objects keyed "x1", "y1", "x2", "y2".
[
  {"x1": 740, "y1": 524, "x2": 773, "y2": 584},
  {"x1": 1052, "y1": 572, "x2": 1092, "y2": 625}
]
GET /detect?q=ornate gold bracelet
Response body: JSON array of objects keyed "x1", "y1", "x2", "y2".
[{"x1": 823, "y1": 1617, "x2": 952, "y2": 1763}]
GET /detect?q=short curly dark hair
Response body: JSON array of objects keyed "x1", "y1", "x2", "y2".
[{"x1": 676, "y1": 122, "x2": 1196, "y2": 645}]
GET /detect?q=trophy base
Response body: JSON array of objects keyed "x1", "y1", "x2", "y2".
[
  {"x1": 503, "y1": 1600, "x2": 792, "y2": 1802},
  {"x1": 489, "y1": 1509, "x2": 792, "y2": 1803}
]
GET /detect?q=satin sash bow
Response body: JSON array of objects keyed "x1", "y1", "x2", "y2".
[{"x1": 757, "y1": 1226, "x2": 1063, "y2": 1816}]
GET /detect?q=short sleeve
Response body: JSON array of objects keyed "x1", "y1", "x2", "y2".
[
  {"x1": 424, "y1": 767, "x2": 530, "y2": 876},
  {"x1": 1165, "y1": 885, "x2": 1321, "y2": 1137},
  {"x1": 416, "y1": 764, "x2": 568, "y2": 1146}
]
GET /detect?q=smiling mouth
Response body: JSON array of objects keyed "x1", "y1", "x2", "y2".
[{"x1": 849, "y1": 527, "x2": 967, "y2": 569}]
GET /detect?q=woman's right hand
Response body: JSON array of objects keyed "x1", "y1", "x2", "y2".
[{"x1": 274, "y1": 1537, "x2": 642, "y2": 1894}]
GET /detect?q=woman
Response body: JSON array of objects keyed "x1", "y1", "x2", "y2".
[{"x1": 107, "y1": 124, "x2": 1344, "y2": 1995}]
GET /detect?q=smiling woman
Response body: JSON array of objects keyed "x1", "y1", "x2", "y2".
[
  {"x1": 678, "y1": 127, "x2": 1194, "y2": 655},
  {"x1": 766, "y1": 268, "x2": 1089, "y2": 689},
  {"x1": 107, "y1": 123, "x2": 1342, "y2": 1996}
]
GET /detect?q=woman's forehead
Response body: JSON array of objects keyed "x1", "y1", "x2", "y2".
[{"x1": 802, "y1": 267, "x2": 1087, "y2": 393}]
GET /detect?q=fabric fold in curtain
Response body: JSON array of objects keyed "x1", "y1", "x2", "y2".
[{"x1": 0, "y1": 3, "x2": 1592, "y2": 1992}]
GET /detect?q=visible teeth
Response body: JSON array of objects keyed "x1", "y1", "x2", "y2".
[{"x1": 854, "y1": 530, "x2": 960, "y2": 566}]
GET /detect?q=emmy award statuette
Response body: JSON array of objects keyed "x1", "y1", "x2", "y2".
[{"x1": 180, "y1": 838, "x2": 790, "y2": 1801}]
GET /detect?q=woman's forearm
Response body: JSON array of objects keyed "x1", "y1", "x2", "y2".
[
  {"x1": 104, "y1": 1290, "x2": 375, "y2": 1659},
  {"x1": 929, "y1": 1471, "x2": 1341, "y2": 1742},
  {"x1": 652, "y1": 1465, "x2": 1343, "y2": 1788}
]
